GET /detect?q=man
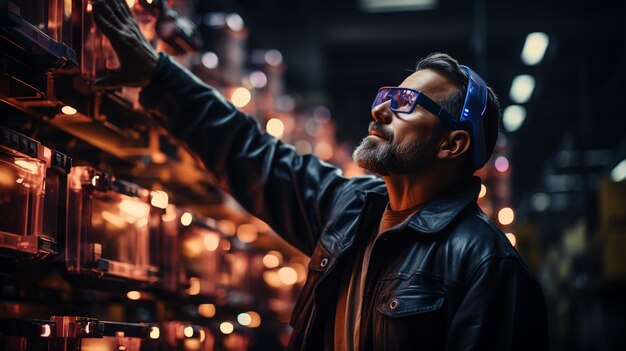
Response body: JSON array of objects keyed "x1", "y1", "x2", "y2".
[{"x1": 92, "y1": 0, "x2": 549, "y2": 350}]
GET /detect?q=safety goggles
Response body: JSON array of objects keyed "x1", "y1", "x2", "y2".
[{"x1": 371, "y1": 65, "x2": 488, "y2": 168}]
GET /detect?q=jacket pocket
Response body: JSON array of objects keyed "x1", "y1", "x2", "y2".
[
  {"x1": 374, "y1": 288, "x2": 448, "y2": 350},
  {"x1": 377, "y1": 289, "x2": 445, "y2": 318}
]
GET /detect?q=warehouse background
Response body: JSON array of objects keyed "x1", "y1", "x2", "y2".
[{"x1": 0, "y1": 0, "x2": 624, "y2": 350}]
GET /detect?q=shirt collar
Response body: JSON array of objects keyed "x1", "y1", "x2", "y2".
[{"x1": 356, "y1": 176, "x2": 481, "y2": 234}]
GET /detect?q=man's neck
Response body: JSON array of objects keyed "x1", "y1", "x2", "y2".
[{"x1": 382, "y1": 167, "x2": 459, "y2": 211}]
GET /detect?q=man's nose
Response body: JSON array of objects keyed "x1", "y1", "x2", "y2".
[{"x1": 371, "y1": 101, "x2": 393, "y2": 123}]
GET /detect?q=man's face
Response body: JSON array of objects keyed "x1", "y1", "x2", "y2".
[{"x1": 352, "y1": 69, "x2": 458, "y2": 176}]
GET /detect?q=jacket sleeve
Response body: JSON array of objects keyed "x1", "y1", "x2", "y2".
[
  {"x1": 139, "y1": 53, "x2": 353, "y2": 256},
  {"x1": 445, "y1": 257, "x2": 549, "y2": 351}
]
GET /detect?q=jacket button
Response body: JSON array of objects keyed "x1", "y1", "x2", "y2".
[
  {"x1": 390, "y1": 299, "x2": 399, "y2": 309},
  {"x1": 320, "y1": 258, "x2": 329, "y2": 268}
]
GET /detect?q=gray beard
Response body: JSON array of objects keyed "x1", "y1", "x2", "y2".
[{"x1": 352, "y1": 134, "x2": 439, "y2": 176}]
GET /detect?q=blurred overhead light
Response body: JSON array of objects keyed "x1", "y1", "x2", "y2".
[
  {"x1": 149, "y1": 326, "x2": 160, "y2": 340},
  {"x1": 498, "y1": 207, "x2": 515, "y2": 226},
  {"x1": 263, "y1": 251, "x2": 282, "y2": 268},
  {"x1": 249, "y1": 71, "x2": 268, "y2": 88},
  {"x1": 237, "y1": 224, "x2": 258, "y2": 243},
  {"x1": 359, "y1": 0, "x2": 437, "y2": 13},
  {"x1": 181, "y1": 212, "x2": 193, "y2": 226},
  {"x1": 531, "y1": 192, "x2": 550, "y2": 212},
  {"x1": 611, "y1": 159, "x2": 626, "y2": 182},
  {"x1": 278, "y1": 266, "x2": 298, "y2": 285},
  {"x1": 61, "y1": 105, "x2": 77, "y2": 115},
  {"x1": 503, "y1": 105, "x2": 526, "y2": 132},
  {"x1": 479, "y1": 184, "x2": 487, "y2": 198},
  {"x1": 201, "y1": 52, "x2": 219, "y2": 69},
  {"x1": 509, "y1": 75, "x2": 535, "y2": 104},
  {"x1": 231, "y1": 87, "x2": 251, "y2": 108},
  {"x1": 150, "y1": 191, "x2": 169, "y2": 209},
  {"x1": 266, "y1": 118, "x2": 285, "y2": 138},
  {"x1": 183, "y1": 326, "x2": 194, "y2": 338},
  {"x1": 521, "y1": 32, "x2": 549, "y2": 65},
  {"x1": 247, "y1": 311, "x2": 261, "y2": 328},
  {"x1": 204, "y1": 233, "x2": 220, "y2": 251},
  {"x1": 126, "y1": 291, "x2": 141, "y2": 300},
  {"x1": 198, "y1": 304, "x2": 216, "y2": 318},
  {"x1": 495, "y1": 156, "x2": 510, "y2": 173},
  {"x1": 505, "y1": 233, "x2": 517, "y2": 247},
  {"x1": 237, "y1": 313, "x2": 252, "y2": 326},
  {"x1": 220, "y1": 322, "x2": 234, "y2": 334},
  {"x1": 264, "y1": 50, "x2": 283, "y2": 66},
  {"x1": 225, "y1": 13, "x2": 244, "y2": 31}
]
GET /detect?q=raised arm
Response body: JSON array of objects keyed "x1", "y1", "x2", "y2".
[{"x1": 92, "y1": 0, "x2": 356, "y2": 255}]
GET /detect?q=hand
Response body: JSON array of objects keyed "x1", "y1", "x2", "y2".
[{"x1": 91, "y1": 0, "x2": 159, "y2": 88}]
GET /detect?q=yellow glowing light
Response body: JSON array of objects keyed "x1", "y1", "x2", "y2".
[
  {"x1": 101, "y1": 211, "x2": 126, "y2": 228},
  {"x1": 150, "y1": 190, "x2": 169, "y2": 209},
  {"x1": 314, "y1": 142, "x2": 334, "y2": 160},
  {"x1": 14, "y1": 160, "x2": 39, "y2": 174},
  {"x1": 204, "y1": 232, "x2": 221, "y2": 251},
  {"x1": 86, "y1": 3, "x2": 93, "y2": 12},
  {"x1": 40, "y1": 324, "x2": 52, "y2": 337},
  {"x1": 198, "y1": 304, "x2": 216, "y2": 318},
  {"x1": 61, "y1": 105, "x2": 77, "y2": 115},
  {"x1": 498, "y1": 207, "x2": 515, "y2": 226},
  {"x1": 149, "y1": 326, "x2": 160, "y2": 340},
  {"x1": 231, "y1": 87, "x2": 252, "y2": 108},
  {"x1": 183, "y1": 237, "x2": 203, "y2": 258},
  {"x1": 290, "y1": 262, "x2": 307, "y2": 283},
  {"x1": 126, "y1": 0, "x2": 136, "y2": 8},
  {"x1": 184, "y1": 339, "x2": 201, "y2": 350},
  {"x1": 247, "y1": 311, "x2": 261, "y2": 328},
  {"x1": 183, "y1": 326, "x2": 194, "y2": 338},
  {"x1": 119, "y1": 346, "x2": 127, "y2": 351},
  {"x1": 126, "y1": 291, "x2": 141, "y2": 300},
  {"x1": 505, "y1": 233, "x2": 517, "y2": 247},
  {"x1": 91, "y1": 175, "x2": 99, "y2": 187},
  {"x1": 161, "y1": 205, "x2": 177, "y2": 222},
  {"x1": 199, "y1": 329, "x2": 206, "y2": 342},
  {"x1": 187, "y1": 277, "x2": 200, "y2": 295},
  {"x1": 217, "y1": 220, "x2": 236, "y2": 236},
  {"x1": 120, "y1": 199, "x2": 148, "y2": 218},
  {"x1": 479, "y1": 184, "x2": 487, "y2": 198},
  {"x1": 521, "y1": 32, "x2": 549, "y2": 66},
  {"x1": 237, "y1": 313, "x2": 252, "y2": 326},
  {"x1": 181, "y1": 212, "x2": 193, "y2": 226},
  {"x1": 262, "y1": 251, "x2": 282, "y2": 269},
  {"x1": 262, "y1": 270, "x2": 282, "y2": 288},
  {"x1": 278, "y1": 266, "x2": 298, "y2": 285},
  {"x1": 237, "y1": 224, "x2": 258, "y2": 243},
  {"x1": 151, "y1": 152, "x2": 167, "y2": 164},
  {"x1": 266, "y1": 118, "x2": 284, "y2": 138},
  {"x1": 220, "y1": 322, "x2": 234, "y2": 334}
]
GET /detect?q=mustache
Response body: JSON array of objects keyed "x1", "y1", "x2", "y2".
[{"x1": 368, "y1": 122, "x2": 393, "y2": 141}]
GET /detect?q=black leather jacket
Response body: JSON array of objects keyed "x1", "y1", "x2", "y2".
[{"x1": 140, "y1": 54, "x2": 549, "y2": 351}]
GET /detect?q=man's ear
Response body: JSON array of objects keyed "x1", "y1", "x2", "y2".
[{"x1": 437, "y1": 130, "x2": 471, "y2": 160}]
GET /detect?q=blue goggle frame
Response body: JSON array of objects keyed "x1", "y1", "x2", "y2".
[{"x1": 371, "y1": 65, "x2": 488, "y2": 169}]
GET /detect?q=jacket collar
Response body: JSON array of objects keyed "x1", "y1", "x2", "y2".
[{"x1": 356, "y1": 176, "x2": 481, "y2": 234}]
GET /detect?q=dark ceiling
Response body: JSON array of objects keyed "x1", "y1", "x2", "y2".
[{"x1": 195, "y1": 0, "x2": 626, "y2": 210}]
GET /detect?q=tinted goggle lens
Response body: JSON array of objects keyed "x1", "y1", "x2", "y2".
[{"x1": 372, "y1": 88, "x2": 417, "y2": 113}]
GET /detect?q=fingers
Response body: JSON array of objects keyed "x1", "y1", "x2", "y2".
[
  {"x1": 109, "y1": 0, "x2": 134, "y2": 25},
  {"x1": 114, "y1": 0, "x2": 135, "y2": 20}
]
